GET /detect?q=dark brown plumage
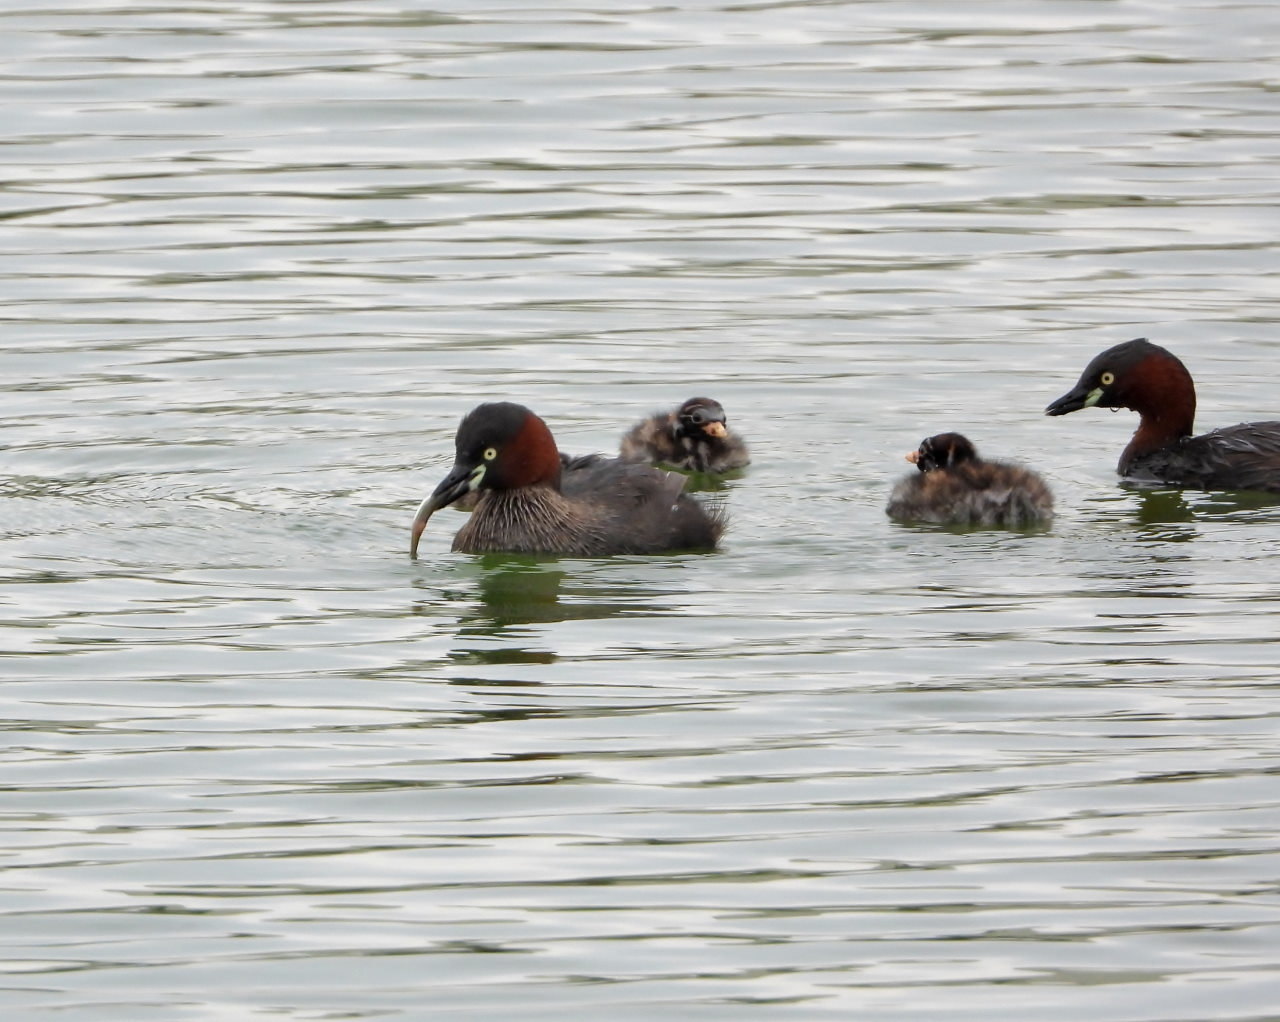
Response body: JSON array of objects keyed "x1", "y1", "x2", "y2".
[
  {"x1": 619, "y1": 397, "x2": 750, "y2": 474},
  {"x1": 1046, "y1": 337, "x2": 1280, "y2": 493},
  {"x1": 411, "y1": 403, "x2": 725, "y2": 557},
  {"x1": 887, "y1": 433, "x2": 1054, "y2": 527}
]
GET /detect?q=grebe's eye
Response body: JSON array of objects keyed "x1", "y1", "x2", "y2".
[
  {"x1": 483, "y1": 447, "x2": 498, "y2": 461},
  {"x1": 1100, "y1": 371, "x2": 1115, "y2": 386}
]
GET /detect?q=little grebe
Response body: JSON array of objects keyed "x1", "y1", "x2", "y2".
[
  {"x1": 1046, "y1": 337, "x2": 1280, "y2": 493},
  {"x1": 619, "y1": 397, "x2": 750, "y2": 473},
  {"x1": 887, "y1": 432, "x2": 1054, "y2": 527},
  {"x1": 411, "y1": 402, "x2": 725, "y2": 557}
]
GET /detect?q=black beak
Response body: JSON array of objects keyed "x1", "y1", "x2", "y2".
[
  {"x1": 410, "y1": 461, "x2": 477, "y2": 558},
  {"x1": 1045, "y1": 381, "x2": 1092, "y2": 417}
]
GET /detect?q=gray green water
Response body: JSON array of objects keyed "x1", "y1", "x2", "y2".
[{"x1": 3, "y1": 2, "x2": 1280, "y2": 1019}]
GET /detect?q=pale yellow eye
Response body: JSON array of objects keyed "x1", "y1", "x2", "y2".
[
  {"x1": 483, "y1": 447, "x2": 498, "y2": 461},
  {"x1": 1100, "y1": 371, "x2": 1115, "y2": 386}
]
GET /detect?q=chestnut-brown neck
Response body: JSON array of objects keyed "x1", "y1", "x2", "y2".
[
  {"x1": 496, "y1": 412, "x2": 563, "y2": 490},
  {"x1": 1119, "y1": 354, "x2": 1197, "y2": 469}
]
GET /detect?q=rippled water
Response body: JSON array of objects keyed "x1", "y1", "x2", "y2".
[{"x1": 4, "y1": 2, "x2": 1280, "y2": 1019}]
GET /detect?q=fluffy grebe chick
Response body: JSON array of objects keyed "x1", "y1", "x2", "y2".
[
  {"x1": 1046, "y1": 337, "x2": 1280, "y2": 493},
  {"x1": 886, "y1": 432, "x2": 1054, "y2": 527},
  {"x1": 410, "y1": 402, "x2": 725, "y2": 557},
  {"x1": 619, "y1": 397, "x2": 750, "y2": 473}
]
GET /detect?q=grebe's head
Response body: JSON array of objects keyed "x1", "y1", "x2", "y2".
[
  {"x1": 411, "y1": 402, "x2": 562, "y2": 557},
  {"x1": 907, "y1": 432, "x2": 977, "y2": 474},
  {"x1": 1046, "y1": 337, "x2": 1195, "y2": 422},
  {"x1": 675, "y1": 397, "x2": 728, "y2": 440}
]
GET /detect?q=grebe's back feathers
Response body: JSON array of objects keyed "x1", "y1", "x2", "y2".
[{"x1": 1127, "y1": 421, "x2": 1280, "y2": 492}]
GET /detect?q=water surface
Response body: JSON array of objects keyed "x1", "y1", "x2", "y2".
[{"x1": 3, "y1": 2, "x2": 1280, "y2": 1019}]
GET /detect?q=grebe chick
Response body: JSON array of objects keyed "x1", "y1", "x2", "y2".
[
  {"x1": 886, "y1": 432, "x2": 1054, "y2": 527},
  {"x1": 620, "y1": 397, "x2": 750, "y2": 473}
]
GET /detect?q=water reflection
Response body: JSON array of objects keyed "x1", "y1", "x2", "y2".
[
  {"x1": 1127, "y1": 487, "x2": 1197, "y2": 531},
  {"x1": 434, "y1": 558, "x2": 653, "y2": 667},
  {"x1": 677, "y1": 469, "x2": 747, "y2": 493},
  {"x1": 467, "y1": 556, "x2": 569, "y2": 629},
  {"x1": 1118, "y1": 484, "x2": 1280, "y2": 528},
  {"x1": 1184, "y1": 489, "x2": 1280, "y2": 515}
]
